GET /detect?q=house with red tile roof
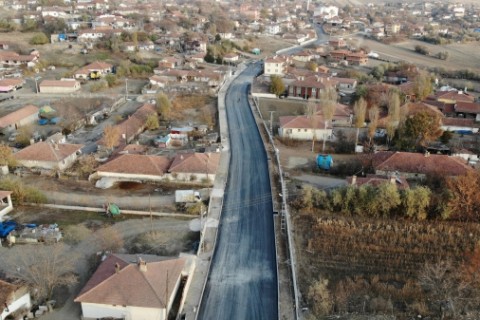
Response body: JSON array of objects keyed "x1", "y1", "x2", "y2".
[
  {"x1": 433, "y1": 90, "x2": 475, "y2": 104},
  {"x1": 0, "y1": 105, "x2": 39, "y2": 134},
  {"x1": 97, "y1": 103, "x2": 157, "y2": 149},
  {"x1": 0, "y1": 278, "x2": 31, "y2": 320},
  {"x1": 14, "y1": 142, "x2": 84, "y2": 171},
  {"x1": 441, "y1": 117, "x2": 480, "y2": 133},
  {"x1": 0, "y1": 78, "x2": 24, "y2": 93},
  {"x1": 39, "y1": 79, "x2": 81, "y2": 93},
  {"x1": 74, "y1": 61, "x2": 113, "y2": 80},
  {"x1": 454, "y1": 101, "x2": 480, "y2": 121},
  {"x1": 371, "y1": 151, "x2": 472, "y2": 179},
  {"x1": 75, "y1": 254, "x2": 190, "y2": 320},
  {"x1": 168, "y1": 152, "x2": 220, "y2": 183},
  {"x1": 96, "y1": 154, "x2": 172, "y2": 182},
  {"x1": 278, "y1": 115, "x2": 332, "y2": 141}
]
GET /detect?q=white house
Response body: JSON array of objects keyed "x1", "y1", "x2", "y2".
[
  {"x1": 278, "y1": 115, "x2": 333, "y2": 141},
  {"x1": 265, "y1": 24, "x2": 280, "y2": 35},
  {"x1": 313, "y1": 5, "x2": 339, "y2": 19},
  {"x1": 0, "y1": 279, "x2": 32, "y2": 320},
  {"x1": 14, "y1": 142, "x2": 84, "y2": 171},
  {"x1": 264, "y1": 55, "x2": 289, "y2": 77},
  {"x1": 75, "y1": 254, "x2": 189, "y2": 320}
]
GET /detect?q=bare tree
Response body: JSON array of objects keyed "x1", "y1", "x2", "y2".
[
  {"x1": 353, "y1": 97, "x2": 367, "y2": 150},
  {"x1": 95, "y1": 227, "x2": 124, "y2": 252},
  {"x1": 103, "y1": 125, "x2": 120, "y2": 151},
  {"x1": 0, "y1": 143, "x2": 16, "y2": 166},
  {"x1": 3, "y1": 243, "x2": 78, "y2": 301},
  {"x1": 319, "y1": 87, "x2": 337, "y2": 153}
]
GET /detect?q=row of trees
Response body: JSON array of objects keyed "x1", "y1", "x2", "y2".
[{"x1": 294, "y1": 170, "x2": 480, "y2": 222}]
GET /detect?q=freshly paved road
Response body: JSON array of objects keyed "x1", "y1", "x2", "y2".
[{"x1": 198, "y1": 64, "x2": 278, "y2": 319}]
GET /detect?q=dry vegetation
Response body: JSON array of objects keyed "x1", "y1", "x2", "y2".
[
  {"x1": 295, "y1": 210, "x2": 480, "y2": 318},
  {"x1": 171, "y1": 94, "x2": 217, "y2": 128}
]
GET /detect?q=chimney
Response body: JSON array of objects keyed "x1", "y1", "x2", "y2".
[
  {"x1": 351, "y1": 175, "x2": 357, "y2": 185},
  {"x1": 389, "y1": 175, "x2": 396, "y2": 184},
  {"x1": 115, "y1": 263, "x2": 120, "y2": 274},
  {"x1": 138, "y1": 258, "x2": 147, "y2": 272}
]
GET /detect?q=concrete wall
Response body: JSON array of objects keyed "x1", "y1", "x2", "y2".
[
  {"x1": 18, "y1": 152, "x2": 79, "y2": 171},
  {"x1": 81, "y1": 303, "x2": 165, "y2": 320},
  {"x1": 39, "y1": 83, "x2": 80, "y2": 93},
  {"x1": 2, "y1": 112, "x2": 38, "y2": 133},
  {"x1": 278, "y1": 127, "x2": 332, "y2": 141},
  {"x1": 97, "y1": 171, "x2": 167, "y2": 182},
  {"x1": 1, "y1": 291, "x2": 31, "y2": 319}
]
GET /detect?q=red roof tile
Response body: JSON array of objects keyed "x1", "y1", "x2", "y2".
[
  {"x1": 279, "y1": 115, "x2": 329, "y2": 129},
  {"x1": 169, "y1": 152, "x2": 220, "y2": 174},
  {"x1": 0, "y1": 105, "x2": 38, "y2": 128},
  {"x1": 372, "y1": 151, "x2": 472, "y2": 176},
  {"x1": 14, "y1": 142, "x2": 83, "y2": 162},
  {"x1": 97, "y1": 154, "x2": 171, "y2": 176}
]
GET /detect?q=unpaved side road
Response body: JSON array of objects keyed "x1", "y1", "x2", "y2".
[{"x1": 0, "y1": 217, "x2": 194, "y2": 320}]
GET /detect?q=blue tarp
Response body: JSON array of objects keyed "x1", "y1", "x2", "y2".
[{"x1": 317, "y1": 154, "x2": 333, "y2": 170}]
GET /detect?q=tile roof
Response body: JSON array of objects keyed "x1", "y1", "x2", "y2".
[
  {"x1": 39, "y1": 80, "x2": 79, "y2": 88},
  {"x1": 372, "y1": 151, "x2": 472, "y2": 176},
  {"x1": 0, "y1": 105, "x2": 38, "y2": 128},
  {"x1": 279, "y1": 115, "x2": 329, "y2": 129},
  {"x1": 75, "y1": 254, "x2": 185, "y2": 309},
  {"x1": 455, "y1": 101, "x2": 480, "y2": 114},
  {"x1": 0, "y1": 78, "x2": 24, "y2": 87},
  {"x1": 169, "y1": 152, "x2": 220, "y2": 174},
  {"x1": 84, "y1": 61, "x2": 112, "y2": 71},
  {"x1": 97, "y1": 154, "x2": 171, "y2": 175},
  {"x1": 435, "y1": 91, "x2": 475, "y2": 103},
  {"x1": 14, "y1": 142, "x2": 84, "y2": 162},
  {"x1": 442, "y1": 117, "x2": 480, "y2": 127}
]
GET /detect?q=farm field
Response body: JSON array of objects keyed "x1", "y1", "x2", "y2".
[
  {"x1": 357, "y1": 36, "x2": 480, "y2": 73},
  {"x1": 294, "y1": 211, "x2": 480, "y2": 318}
]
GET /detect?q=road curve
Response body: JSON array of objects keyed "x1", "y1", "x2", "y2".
[{"x1": 198, "y1": 64, "x2": 278, "y2": 319}]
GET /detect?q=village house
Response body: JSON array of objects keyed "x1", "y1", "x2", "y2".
[
  {"x1": 0, "y1": 278, "x2": 32, "y2": 320},
  {"x1": 39, "y1": 79, "x2": 81, "y2": 93},
  {"x1": 74, "y1": 61, "x2": 113, "y2": 80},
  {"x1": 0, "y1": 78, "x2": 25, "y2": 93},
  {"x1": 371, "y1": 151, "x2": 472, "y2": 179},
  {"x1": 95, "y1": 154, "x2": 172, "y2": 183},
  {"x1": 98, "y1": 103, "x2": 157, "y2": 149},
  {"x1": 329, "y1": 50, "x2": 368, "y2": 65},
  {"x1": 14, "y1": 141, "x2": 84, "y2": 171},
  {"x1": 222, "y1": 53, "x2": 240, "y2": 64},
  {"x1": 278, "y1": 115, "x2": 333, "y2": 141},
  {"x1": 288, "y1": 76, "x2": 337, "y2": 99},
  {"x1": 453, "y1": 101, "x2": 480, "y2": 121},
  {"x1": 168, "y1": 152, "x2": 220, "y2": 183},
  {"x1": 0, "y1": 105, "x2": 39, "y2": 134},
  {"x1": 0, "y1": 51, "x2": 38, "y2": 67},
  {"x1": 264, "y1": 55, "x2": 290, "y2": 77},
  {"x1": 316, "y1": 103, "x2": 352, "y2": 126},
  {"x1": 75, "y1": 254, "x2": 192, "y2": 320}
]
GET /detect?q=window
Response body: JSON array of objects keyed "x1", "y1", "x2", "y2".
[
  {"x1": 304, "y1": 129, "x2": 307, "y2": 132},
  {"x1": 297, "y1": 129, "x2": 301, "y2": 132}
]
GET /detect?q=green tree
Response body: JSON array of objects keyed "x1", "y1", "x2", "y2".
[
  {"x1": 22, "y1": 19, "x2": 37, "y2": 32},
  {"x1": 269, "y1": 75, "x2": 285, "y2": 97},
  {"x1": 0, "y1": 144, "x2": 16, "y2": 166},
  {"x1": 104, "y1": 74, "x2": 118, "y2": 87},
  {"x1": 413, "y1": 71, "x2": 433, "y2": 101},
  {"x1": 156, "y1": 93, "x2": 172, "y2": 120},
  {"x1": 375, "y1": 182, "x2": 401, "y2": 217},
  {"x1": 145, "y1": 114, "x2": 159, "y2": 130},
  {"x1": 30, "y1": 32, "x2": 49, "y2": 45},
  {"x1": 353, "y1": 97, "x2": 367, "y2": 149},
  {"x1": 399, "y1": 110, "x2": 443, "y2": 149},
  {"x1": 306, "y1": 61, "x2": 318, "y2": 72},
  {"x1": 402, "y1": 186, "x2": 431, "y2": 220},
  {"x1": 386, "y1": 89, "x2": 401, "y2": 145}
]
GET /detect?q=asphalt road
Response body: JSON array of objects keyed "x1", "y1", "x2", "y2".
[{"x1": 198, "y1": 64, "x2": 278, "y2": 319}]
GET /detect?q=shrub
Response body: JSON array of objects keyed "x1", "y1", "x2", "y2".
[
  {"x1": 30, "y1": 33, "x2": 49, "y2": 45},
  {"x1": 0, "y1": 177, "x2": 46, "y2": 204}
]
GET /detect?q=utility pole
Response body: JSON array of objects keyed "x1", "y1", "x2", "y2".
[{"x1": 125, "y1": 78, "x2": 128, "y2": 101}]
